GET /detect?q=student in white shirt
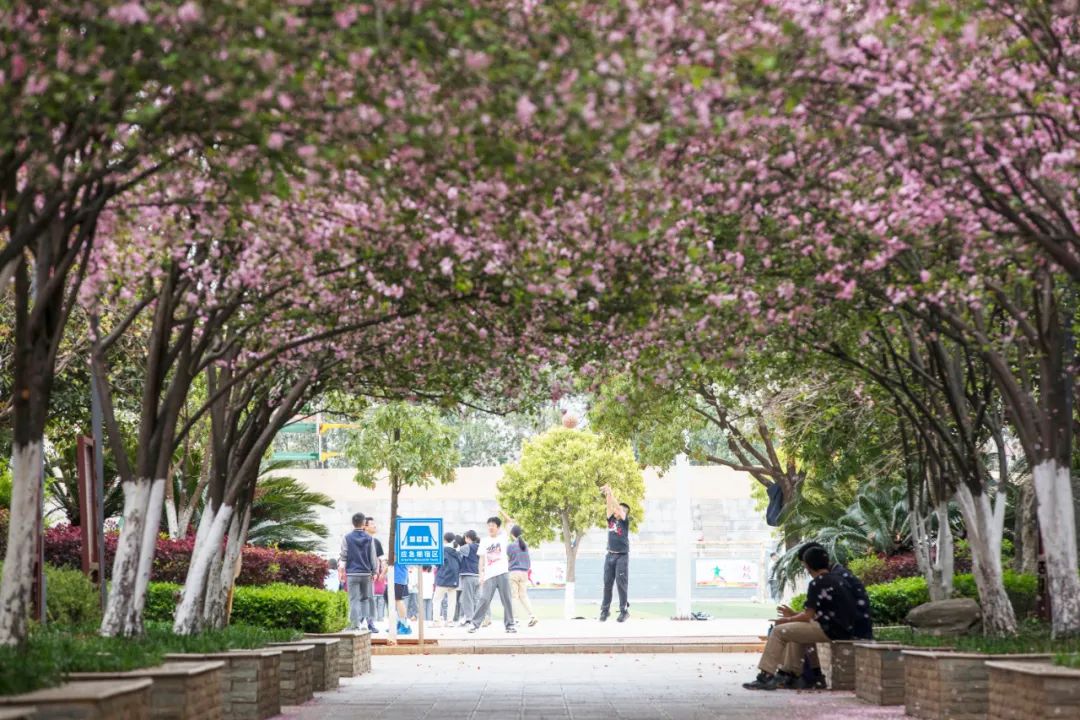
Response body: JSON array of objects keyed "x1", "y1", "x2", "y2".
[{"x1": 467, "y1": 516, "x2": 516, "y2": 633}]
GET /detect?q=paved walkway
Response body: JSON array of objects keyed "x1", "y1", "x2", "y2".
[
  {"x1": 383, "y1": 617, "x2": 771, "y2": 641},
  {"x1": 280, "y1": 654, "x2": 905, "y2": 720}
]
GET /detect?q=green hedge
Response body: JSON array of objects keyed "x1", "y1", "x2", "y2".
[
  {"x1": 790, "y1": 571, "x2": 1038, "y2": 625},
  {"x1": 145, "y1": 582, "x2": 347, "y2": 633},
  {"x1": 0, "y1": 623, "x2": 300, "y2": 696}
]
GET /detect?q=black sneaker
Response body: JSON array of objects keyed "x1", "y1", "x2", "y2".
[
  {"x1": 506, "y1": 626, "x2": 517, "y2": 633},
  {"x1": 617, "y1": 609, "x2": 629, "y2": 623},
  {"x1": 776, "y1": 671, "x2": 799, "y2": 689},
  {"x1": 598, "y1": 611, "x2": 609, "y2": 622},
  {"x1": 742, "y1": 672, "x2": 779, "y2": 691}
]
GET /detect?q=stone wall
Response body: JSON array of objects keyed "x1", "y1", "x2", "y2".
[
  {"x1": 306, "y1": 631, "x2": 371, "y2": 678},
  {"x1": 278, "y1": 639, "x2": 339, "y2": 691},
  {"x1": 70, "y1": 661, "x2": 224, "y2": 720},
  {"x1": 274, "y1": 645, "x2": 314, "y2": 706},
  {"x1": 0, "y1": 679, "x2": 153, "y2": 720},
  {"x1": 166, "y1": 650, "x2": 280, "y2": 720},
  {"x1": 904, "y1": 651, "x2": 1051, "y2": 720},
  {"x1": 818, "y1": 641, "x2": 856, "y2": 691},
  {"x1": 855, "y1": 643, "x2": 904, "y2": 705},
  {"x1": 987, "y1": 661, "x2": 1080, "y2": 720}
]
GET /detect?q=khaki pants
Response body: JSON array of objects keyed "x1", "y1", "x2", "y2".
[
  {"x1": 758, "y1": 621, "x2": 829, "y2": 675},
  {"x1": 431, "y1": 585, "x2": 457, "y2": 625},
  {"x1": 509, "y1": 570, "x2": 535, "y2": 621}
]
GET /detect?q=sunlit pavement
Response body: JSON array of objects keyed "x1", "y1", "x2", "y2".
[
  {"x1": 280, "y1": 654, "x2": 906, "y2": 720},
  {"x1": 378, "y1": 617, "x2": 772, "y2": 642}
]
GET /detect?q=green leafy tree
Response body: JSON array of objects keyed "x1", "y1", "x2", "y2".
[
  {"x1": 498, "y1": 427, "x2": 644, "y2": 617},
  {"x1": 345, "y1": 402, "x2": 458, "y2": 638}
]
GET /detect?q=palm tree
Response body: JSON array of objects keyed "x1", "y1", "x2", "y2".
[{"x1": 247, "y1": 463, "x2": 335, "y2": 552}]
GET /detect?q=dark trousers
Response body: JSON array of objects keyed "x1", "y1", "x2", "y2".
[{"x1": 601, "y1": 552, "x2": 629, "y2": 614}]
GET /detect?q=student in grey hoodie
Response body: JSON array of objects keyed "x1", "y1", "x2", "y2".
[
  {"x1": 432, "y1": 532, "x2": 462, "y2": 627},
  {"x1": 456, "y1": 530, "x2": 481, "y2": 626},
  {"x1": 339, "y1": 512, "x2": 378, "y2": 631}
]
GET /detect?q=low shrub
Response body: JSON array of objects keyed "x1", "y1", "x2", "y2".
[
  {"x1": 953, "y1": 570, "x2": 1039, "y2": 619},
  {"x1": 789, "y1": 571, "x2": 1038, "y2": 626},
  {"x1": 848, "y1": 555, "x2": 885, "y2": 583},
  {"x1": 44, "y1": 524, "x2": 327, "y2": 588},
  {"x1": 44, "y1": 565, "x2": 102, "y2": 626},
  {"x1": 0, "y1": 622, "x2": 301, "y2": 696},
  {"x1": 230, "y1": 583, "x2": 348, "y2": 633},
  {"x1": 144, "y1": 582, "x2": 182, "y2": 623},
  {"x1": 144, "y1": 581, "x2": 346, "y2": 633}
]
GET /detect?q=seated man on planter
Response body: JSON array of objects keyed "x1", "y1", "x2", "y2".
[{"x1": 743, "y1": 546, "x2": 872, "y2": 691}]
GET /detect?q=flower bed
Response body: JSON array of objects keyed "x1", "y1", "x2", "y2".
[{"x1": 44, "y1": 525, "x2": 327, "y2": 588}]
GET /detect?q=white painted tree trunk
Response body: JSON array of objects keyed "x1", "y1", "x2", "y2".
[
  {"x1": 173, "y1": 504, "x2": 234, "y2": 635},
  {"x1": 164, "y1": 496, "x2": 180, "y2": 540},
  {"x1": 203, "y1": 511, "x2": 243, "y2": 630},
  {"x1": 934, "y1": 500, "x2": 954, "y2": 601},
  {"x1": 101, "y1": 478, "x2": 151, "y2": 636},
  {"x1": 563, "y1": 581, "x2": 576, "y2": 619},
  {"x1": 130, "y1": 479, "x2": 166, "y2": 631},
  {"x1": 0, "y1": 443, "x2": 43, "y2": 646},
  {"x1": 1033, "y1": 460, "x2": 1080, "y2": 636},
  {"x1": 955, "y1": 485, "x2": 1017, "y2": 635}
]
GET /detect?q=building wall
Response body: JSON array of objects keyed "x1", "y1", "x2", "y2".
[{"x1": 291, "y1": 465, "x2": 778, "y2": 601}]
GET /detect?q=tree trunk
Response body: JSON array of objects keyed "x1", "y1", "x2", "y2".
[
  {"x1": 173, "y1": 503, "x2": 234, "y2": 635},
  {"x1": 933, "y1": 499, "x2": 954, "y2": 601},
  {"x1": 101, "y1": 478, "x2": 152, "y2": 636},
  {"x1": 0, "y1": 443, "x2": 43, "y2": 645},
  {"x1": 1015, "y1": 479, "x2": 1039, "y2": 575},
  {"x1": 563, "y1": 536, "x2": 580, "y2": 620},
  {"x1": 955, "y1": 484, "x2": 1017, "y2": 635},
  {"x1": 1033, "y1": 460, "x2": 1080, "y2": 636},
  {"x1": 386, "y1": 479, "x2": 400, "y2": 643},
  {"x1": 204, "y1": 507, "x2": 246, "y2": 630},
  {"x1": 130, "y1": 478, "x2": 166, "y2": 631},
  {"x1": 165, "y1": 479, "x2": 180, "y2": 539}
]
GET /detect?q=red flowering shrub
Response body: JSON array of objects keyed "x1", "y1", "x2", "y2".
[
  {"x1": 44, "y1": 524, "x2": 326, "y2": 588},
  {"x1": 852, "y1": 551, "x2": 973, "y2": 585},
  {"x1": 275, "y1": 550, "x2": 331, "y2": 588},
  {"x1": 236, "y1": 546, "x2": 281, "y2": 586}
]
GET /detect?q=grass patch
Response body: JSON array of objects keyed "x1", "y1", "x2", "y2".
[
  {"x1": 1055, "y1": 653, "x2": 1080, "y2": 669},
  {"x1": 870, "y1": 621, "x2": 1080, "y2": 655},
  {"x1": 0, "y1": 622, "x2": 301, "y2": 697}
]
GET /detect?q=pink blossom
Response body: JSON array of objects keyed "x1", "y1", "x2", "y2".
[
  {"x1": 177, "y1": 2, "x2": 201, "y2": 24},
  {"x1": 267, "y1": 132, "x2": 285, "y2": 150},
  {"x1": 108, "y1": 2, "x2": 150, "y2": 25},
  {"x1": 516, "y1": 95, "x2": 537, "y2": 125}
]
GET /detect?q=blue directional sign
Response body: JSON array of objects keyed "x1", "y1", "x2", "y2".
[{"x1": 395, "y1": 517, "x2": 444, "y2": 566}]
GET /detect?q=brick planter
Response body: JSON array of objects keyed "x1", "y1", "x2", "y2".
[
  {"x1": 165, "y1": 649, "x2": 280, "y2": 720},
  {"x1": 903, "y1": 650, "x2": 1051, "y2": 720},
  {"x1": 0, "y1": 679, "x2": 152, "y2": 720},
  {"x1": 265, "y1": 644, "x2": 314, "y2": 706},
  {"x1": 855, "y1": 642, "x2": 905, "y2": 705},
  {"x1": 0, "y1": 709, "x2": 37, "y2": 719},
  {"x1": 272, "y1": 638, "x2": 340, "y2": 692},
  {"x1": 304, "y1": 630, "x2": 371, "y2": 677},
  {"x1": 817, "y1": 640, "x2": 857, "y2": 691},
  {"x1": 986, "y1": 660, "x2": 1080, "y2": 719},
  {"x1": 69, "y1": 661, "x2": 225, "y2": 720}
]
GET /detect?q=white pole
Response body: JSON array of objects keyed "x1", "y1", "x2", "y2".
[{"x1": 674, "y1": 452, "x2": 692, "y2": 619}]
